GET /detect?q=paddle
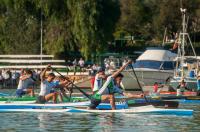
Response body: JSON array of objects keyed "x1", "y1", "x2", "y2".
[
  {"x1": 68, "y1": 77, "x2": 75, "y2": 101},
  {"x1": 0, "y1": 92, "x2": 10, "y2": 97},
  {"x1": 130, "y1": 64, "x2": 149, "y2": 103},
  {"x1": 51, "y1": 67, "x2": 91, "y2": 100}
]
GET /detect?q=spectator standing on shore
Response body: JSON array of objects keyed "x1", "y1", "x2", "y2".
[
  {"x1": 73, "y1": 59, "x2": 77, "y2": 66},
  {"x1": 0, "y1": 70, "x2": 3, "y2": 88},
  {"x1": 78, "y1": 58, "x2": 85, "y2": 72},
  {"x1": 122, "y1": 59, "x2": 129, "y2": 70},
  {"x1": 2, "y1": 69, "x2": 10, "y2": 88},
  {"x1": 104, "y1": 58, "x2": 110, "y2": 70},
  {"x1": 72, "y1": 59, "x2": 78, "y2": 74},
  {"x1": 110, "y1": 60, "x2": 116, "y2": 69},
  {"x1": 11, "y1": 70, "x2": 20, "y2": 87}
]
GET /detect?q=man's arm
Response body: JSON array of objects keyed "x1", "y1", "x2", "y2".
[
  {"x1": 97, "y1": 76, "x2": 112, "y2": 94},
  {"x1": 55, "y1": 80, "x2": 69, "y2": 88},
  {"x1": 111, "y1": 60, "x2": 132, "y2": 78},
  {"x1": 40, "y1": 64, "x2": 51, "y2": 81},
  {"x1": 20, "y1": 75, "x2": 30, "y2": 81}
]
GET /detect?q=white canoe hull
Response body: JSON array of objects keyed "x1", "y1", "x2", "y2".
[{"x1": 0, "y1": 105, "x2": 193, "y2": 116}]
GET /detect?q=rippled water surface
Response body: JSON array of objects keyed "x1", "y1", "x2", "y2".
[
  {"x1": 0, "y1": 104, "x2": 199, "y2": 132},
  {"x1": 0, "y1": 90, "x2": 200, "y2": 132}
]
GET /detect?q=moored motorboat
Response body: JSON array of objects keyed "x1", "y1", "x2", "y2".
[{"x1": 122, "y1": 48, "x2": 177, "y2": 90}]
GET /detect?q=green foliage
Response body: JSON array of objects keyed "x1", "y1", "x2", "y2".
[{"x1": 0, "y1": 0, "x2": 200, "y2": 58}]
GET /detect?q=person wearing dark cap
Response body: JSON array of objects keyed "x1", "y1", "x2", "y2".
[
  {"x1": 92, "y1": 67, "x2": 107, "y2": 93},
  {"x1": 89, "y1": 60, "x2": 134, "y2": 110},
  {"x1": 37, "y1": 64, "x2": 68, "y2": 104}
]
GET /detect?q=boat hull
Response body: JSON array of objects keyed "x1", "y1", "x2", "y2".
[{"x1": 122, "y1": 69, "x2": 173, "y2": 90}]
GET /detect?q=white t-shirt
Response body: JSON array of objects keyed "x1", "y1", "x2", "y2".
[
  {"x1": 110, "y1": 61, "x2": 116, "y2": 69},
  {"x1": 93, "y1": 74, "x2": 103, "y2": 92},
  {"x1": 17, "y1": 77, "x2": 34, "y2": 90},
  {"x1": 39, "y1": 80, "x2": 59, "y2": 96},
  {"x1": 79, "y1": 60, "x2": 85, "y2": 67},
  {"x1": 2, "y1": 72, "x2": 9, "y2": 80},
  {"x1": 12, "y1": 72, "x2": 20, "y2": 80}
]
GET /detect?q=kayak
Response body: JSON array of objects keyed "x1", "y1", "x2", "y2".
[
  {"x1": 174, "y1": 99, "x2": 200, "y2": 103},
  {"x1": 128, "y1": 99, "x2": 179, "y2": 108},
  {"x1": 67, "y1": 105, "x2": 193, "y2": 116},
  {"x1": 152, "y1": 95, "x2": 200, "y2": 100},
  {"x1": 0, "y1": 105, "x2": 193, "y2": 116},
  {"x1": 130, "y1": 98, "x2": 200, "y2": 104},
  {"x1": 0, "y1": 95, "x2": 179, "y2": 108},
  {"x1": 0, "y1": 93, "x2": 10, "y2": 97},
  {"x1": 0, "y1": 101, "x2": 128, "y2": 110},
  {"x1": 0, "y1": 96, "x2": 88, "y2": 103},
  {"x1": 159, "y1": 91, "x2": 197, "y2": 96}
]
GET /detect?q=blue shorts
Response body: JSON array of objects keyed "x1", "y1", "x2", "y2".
[{"x1": 16, "y1": 89, "x2": 26, "y2": 97}]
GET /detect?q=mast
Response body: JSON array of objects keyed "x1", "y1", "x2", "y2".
[
  {"x1": 178, "y1": 8, "x2": 197, "y2": 78},
  {"x1": 162, "y1": 27, "x2": 167, "y2": 47},
  {"x1": 40, "y1": 4, "x2": 43, "y2": 65},
  {"x1": 180, "y1": 8, "x2": 186, "y2": 77}
]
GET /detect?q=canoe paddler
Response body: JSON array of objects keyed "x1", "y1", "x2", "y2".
[
  {"x1": 56, "y1": 76, "x2": 71, "y2": 102},
  {"x1": 92, "y1": 67, "x2": 107, "y2": 94},
  {"x1": 89, "y1": 60, "x2": 133, "y2": 110},
  {"x1": 36, "y1": 64, "x2": 69, "y2": 104},
  {"x1": 16, "y1": 69, "x2": 35, "y2": 97}
]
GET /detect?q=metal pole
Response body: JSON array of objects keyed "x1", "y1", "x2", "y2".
[{"x1": 40, "y1": 3, "x2": 43, "y2": 66}]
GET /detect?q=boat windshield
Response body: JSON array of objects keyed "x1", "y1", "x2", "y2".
[
  {"x1": 133, "y1": 60, "x2": 162, "y2": 69},
  {"x1": 161, "y1": 61, "x2": 175, "y2": 70},
  {"x1": 133, "y1": 60, "x2": 174, "y2": 70}
]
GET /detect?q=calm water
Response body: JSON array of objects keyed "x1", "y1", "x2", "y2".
[{"x1": 0, "y1": 90, "x2": 200, "y2": 131}]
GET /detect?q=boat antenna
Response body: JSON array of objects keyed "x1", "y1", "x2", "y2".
[{"x1": 162, "y1": 27, "x2": 167, "y2": 47}]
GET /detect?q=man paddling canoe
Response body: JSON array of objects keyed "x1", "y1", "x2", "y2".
[
  {"x1": 16, "y1": 69, "x2": 35, "y2": 97},
  {"x1": 92, "y1": 67, "x2": 107, "y2": 93},
  {"x1": 36, "y1": 64, "x2": 69, "y2": 104},
  {"x1": 89, "y1": 60, "x2": 142, "y2": 110}
]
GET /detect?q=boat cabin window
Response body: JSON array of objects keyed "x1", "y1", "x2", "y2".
[
  {"x1": 133, "y1": 60, "x2": 162, "y2": 69},
  {"x1": 161, "y1": 61, "x2": 175, "y2": 70}
]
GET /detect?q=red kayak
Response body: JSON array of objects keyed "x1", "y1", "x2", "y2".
[{"x1": 159, "y1": 91, "x2": 197, "y2": 96}]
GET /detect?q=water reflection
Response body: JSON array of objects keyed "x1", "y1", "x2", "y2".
[{"x1": 0, "y1": 104, "x2": 199, "y2": 132}]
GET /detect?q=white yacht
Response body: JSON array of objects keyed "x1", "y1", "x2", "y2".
[{"x1": 122, "y1": 48, "x2": 177, "y2": 90}]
